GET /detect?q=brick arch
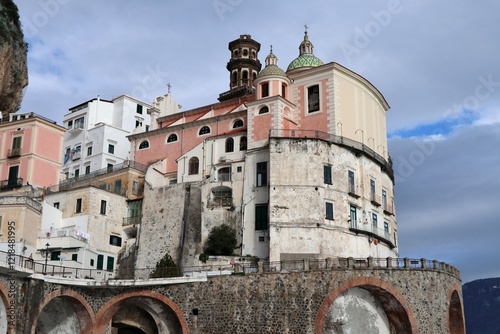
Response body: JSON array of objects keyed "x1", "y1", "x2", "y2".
[
  {"x1": 314, "y1": 276, "x2": 418, "y2": 334},
  {"x1": 0, "y1": 281, "x2": 14, "y2": 334},
  {"x1": 448, "y1": 283, "x2": 465, "y2": 334},
  {"x1": 30, "y1": 289, "x2": 95, "y2": 334},
  {"x1": 94, "y1": 290, "x2": 188, "y2": 333}
]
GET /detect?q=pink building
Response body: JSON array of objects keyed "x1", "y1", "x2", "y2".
[{"x1": 0, "y1": 112, "x2": 66, "y2": 190}]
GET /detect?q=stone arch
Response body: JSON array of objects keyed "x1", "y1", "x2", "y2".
[
  {"x1": 315, "y1": 276, "x2": 418, "y2": 334},
  {"x1": 31, "y1": 289, "x2": 95, "y2": 334},
  {"x1": 0, "y1": 281, "x2": 13, "y2": 334},
  {"x1": 448, "y1": 283, "x2": 465, "y2": 334},
  {"x1": 95, "y1": 290, "x2": 188, "y2": 334}
]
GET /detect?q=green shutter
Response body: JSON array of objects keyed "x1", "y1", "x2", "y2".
[{"x1": 97, "y1": 254, "x2": 104, "y2": 270}]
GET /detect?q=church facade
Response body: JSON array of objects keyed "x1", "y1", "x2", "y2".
[{"x1": 130, "y1": 31, "x2": 397, "y2": 265}]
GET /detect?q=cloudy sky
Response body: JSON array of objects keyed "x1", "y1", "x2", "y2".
[{"x1": 12, "y1": 1, "x2": 500, "y2": 283}]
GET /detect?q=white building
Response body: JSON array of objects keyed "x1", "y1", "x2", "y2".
[{"x1": 61, "y1": 95, "x2": 151, "y2": 180}]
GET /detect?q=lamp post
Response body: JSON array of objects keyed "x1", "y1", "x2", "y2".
[{"x1": 44, "y1": 243, "x2": 50, "y2": 275}]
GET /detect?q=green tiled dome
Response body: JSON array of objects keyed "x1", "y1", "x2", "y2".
[
  {"x1": 287, "y1": 54, "x2": 324, "y2": 72},
  {"x1": 259, "y1": 64, "x2": 287, "y2": 78}
]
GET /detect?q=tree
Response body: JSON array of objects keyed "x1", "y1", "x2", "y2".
[
  {"x1": 149, "y1": 253, "x2": 179, "y2": 278},
  {"x1": 205, "y1": 224, "x2": 237, "y2": 256}
]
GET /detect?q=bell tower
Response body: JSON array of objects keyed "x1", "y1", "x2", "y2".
[{"x1": 219, "y1": 34, "x2": 262, "y2": 101}]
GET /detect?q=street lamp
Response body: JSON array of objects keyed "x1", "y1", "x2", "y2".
[{"x1": 44, "y1": 243, "x2": 50, "y2": 275}]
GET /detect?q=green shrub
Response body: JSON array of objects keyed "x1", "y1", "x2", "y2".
[
  {"x1": 204, "y1": 224, "x2": 237, "y2": 256},
  {"x1": 149, "y1": 253, "x2": 180, "y2": 278},
  {"x1": 199, "y1": 253, "x2": 209, "y2": 263}
]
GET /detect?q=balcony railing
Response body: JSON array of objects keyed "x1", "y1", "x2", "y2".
[
  {"x1": 370, "y1": 193, "x2": 381, "y2": 207},
  {"x1": 0, "y1": 196, "x2": 42, "y2": 211},
  {"x1": 123, "y1": 216, "x2": 142, "y2": 226},
  {"x1": 350, "y1": 220, "x2": 395, "y2": 248},
  {"x1": 384, "y1": 204, "x2": 394, "y2": 215},
  {"x1": 209, "y1": 197, "x2": 233, "y2": 207},
  {"x1": 7, "y1": 147, "x2": 22, "y2": 158},
  {"x1": 0, "y1": 178, "x2": 23, "y2": 190},
  {"x1": 348, "y1": 183, "x2": 360, "y2": 198}
]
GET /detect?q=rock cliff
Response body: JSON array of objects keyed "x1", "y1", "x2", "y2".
[{"x1": 0, "y1": 0, "x2": 28, "y2": 119}]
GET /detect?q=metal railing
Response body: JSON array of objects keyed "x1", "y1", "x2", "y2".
[
  {"x1": 0, "y1": 178, "x2": 23, "y2": 190},
  {"x1": 7, "y1": 147, "x2": 22, "y2": 158},
  {"x1": 269, "y1": 129, "x2": 393, "y2": 180},
  {"x1": 350, "y1": 220, "x2": 395, "y2": 248},
  {"x1": 123, "y1": 216, "x2": 142, "y2": 226},
  {"x1": 0, "y1": 250, "x2": 113, "y2": 279}
]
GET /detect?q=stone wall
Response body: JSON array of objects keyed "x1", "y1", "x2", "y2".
[{"x1": 0, "y1": 263, "x2": 464, "y2": 333}]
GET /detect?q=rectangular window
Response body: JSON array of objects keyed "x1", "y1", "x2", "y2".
[
  {"x1": 348, "y1": 170, "x2": 355, "y2": 193},
  {"x1": 109, "y1": 235, "x2": 122, "y2": 247},
  {"x1": 67, "y1": 120, "x2": 73, "y2": 129},
  {"x1": 384, "y1": 221, "x2": 389, "y2": 234},
  {"x1": 108, "y1": 144, "x2": 115, "y2": 154},
  {"x1": 71, "y1": 254, "x2": 78, "y2": 261},
  {"x1": 370, "y1": 179, "x2": 376, "y2": 198},
  {"x1": 50, "y1": 251, "x2": 61, "y2": 261},
  {"x1": 145, "y1": 125, "x2": 150, "y2": 132},
  {"x1": 132, "y1": 181, "x2": 138, "y2": 195},
  {"x1": 85, "y1": 165, "x2": 91, "y2": 174},
  {"x1": 53, "y1": 202, "x2": 60, "y2": 209},
  {"x1": 100, "y1": 200, "x2": 107, "y2": 215},
  {"x1": 12, "y1": 136, "x2": 22, "y2": 149},
  {"x1": 350, "y1": 205, "x2": 357, "y2": 225},
  {"x1": 97, "y1": 254, "x2": 104, "y2": 270},
  {"x1": 75, "y1": 198, "x2": 82, "y2": 213},
  {"x1": 281, "y1": 83, "x2": 286, "y2": 98},
  {"x1": 258, "y1": 236, "x2": 265, "y2": 242},
  {"x1": 107, "y1": 163, "x2": 113, "y2": 172},
  {"x1": 255, "y1": 204, "x2": 268, "y2": 230},
  {"x1": 87, "y1": 146, "x2": 92, "y2": 156},
  {"x1": 136, "y1": 104, "x2": 143, "y2": 114},
  {"x1": 114, "y1": 179, "x2": 122, "y2": 194},
  {"x1": 90, "y1": 259, "x2": 95, "y2": 267},
  {"x1": 8, "y1": 165, "x2": 19, "y2": 186},
  {"x1": 382, "y1": 190, "x2": 387, "y2": 210},
  {"x1": 324, "y1": 165, "x2": 332, "y2": 185},
  {"x1": 0, "y1": 216, "x2": 2, "y2": 232},
  {"x1": 74, "y1": 117, "x2": 84, "y2": 129},
  {"x1": 261, "y1": 83, "x2": 269, "y2": 97},
  {"x1": 237, "y1": 166, "x2": 242, "y2": 173},
  {"x1": 325, "y1": 202, "x2": 334, "y2": 220},
  {"x1": 308, "y1": 85, "x2": 320, "y2": 112},
  {"x1": 74, "y1": 169, "x2": 79, "y2": 178},
  {"x1": 372, "y1": 213, "x2": 378, "y2": 228},
  {"x1": 256, "y1": 162, "x2": 268, "y2": 187},
  {"x1": 106, "y1": 256, "x2": 114, "y2": 271}
]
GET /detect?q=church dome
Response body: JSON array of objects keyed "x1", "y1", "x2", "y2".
[
  {"x1": 259, "y1": 48, "x2": 287, "y2": 78},
  {"x1": 286, "y1": 29, "x2": 324, "y2": 72}
]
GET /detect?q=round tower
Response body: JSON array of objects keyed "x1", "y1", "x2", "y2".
[{"x1": 255, "y1": 46, "x2": 290, "y2": 99}]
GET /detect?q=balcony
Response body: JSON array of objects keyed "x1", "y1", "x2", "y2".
[
  {"x1": 39, "y1": 229, "x2": 89, "y2": 249},
  {"x1": 350, "y1": 220, "x2": 395, "y2": 248},
  {"x1": 68, "y1": 122, "x2": 84, "y2": 132},
  {"x1": 384, "y1": 204, "x2": 394, "y2": 216},
  {"x1": 123, "y1": 216, "x2": 141, "y2": 226},
  {"x1": 348, "y1": 184, "x2": 360, "y2": 198},
  {"x1": 370, "y1": 193, "x2": 381, "y2": 207},
  {"x1": 209, "y1": 196, "x2": 233, "y2": 208},
  {"x1": 7, "y1": 147, "x2": 22, "y2": 158},
  {"x1": 0, "y1": 178, "x2": 23, "y2": 191}
]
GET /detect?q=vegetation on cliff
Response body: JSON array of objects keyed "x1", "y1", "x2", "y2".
[{"x1": 0, "y1": 0, "x2": 28, "y2": 117}]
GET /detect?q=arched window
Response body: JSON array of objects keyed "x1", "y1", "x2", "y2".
[
  {"x1": 199, "y1": 126, "x2": 211, "y2": 135},
  {"x1": 252, "y1": 72, "x2": 257, "y2": 82},
  {"x1": 225, "y1": 138, "x2": 234, "y2": 153},
  {"x1": 211, "y1": 186, "x2": 232, "y2": 206},
  {"x1": 233, "y1": 119, "x2": 244, "y2": 129},
  {"x1": 167, "y1": 134, "x2": 178, "y2": 143},
  {"x1": 188, "y1": 157, "x2": 199, "y2": 175},
  {"x1": 259, "y1": 106, "x2": 269, "y2": 114},
  {"x1": 218, "y1": 167, "x2": 231, "y2": 182},
  {"x1": 139, "y1": 141, "x2": 149, "y2": 149},
  {"x1": 231, "y1": 72, "x2": 237, "y2": 85},
  {"x1": 242, "y1": 71, "x2": 248, "y2": 84},
  {"x1": 239, "y1": 136, "x2": 247, "y2": 151}
]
